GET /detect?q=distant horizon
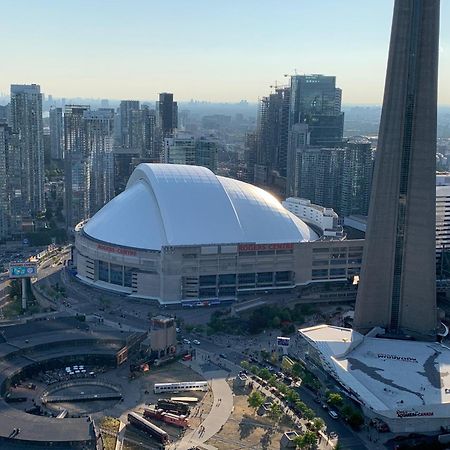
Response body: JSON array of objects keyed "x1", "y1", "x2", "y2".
[{"x1": 2, "y1": 93, "x2": 450, "y2": 109}]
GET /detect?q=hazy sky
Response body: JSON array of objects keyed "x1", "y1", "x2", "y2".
[{"x1": 1, "y1": 0, "x2": 449, "y2": 104}]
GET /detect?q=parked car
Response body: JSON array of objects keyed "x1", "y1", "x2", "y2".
[
  {"x1": 192, "y1": 339, "x2": 200, "y2": 345},
  {"x1": 328, "y1": 410, "x2": 339, "y2": 420},
  {"x1": 183, "y1": 339, "x2": 191, "y2": 345}
]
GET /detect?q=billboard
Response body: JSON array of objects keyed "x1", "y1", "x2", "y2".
[
  {"x1": 277, "y1": 337, "x2": 291, "y2": 347},
  {"x1": 9, "y1": 262, "x2": 38, "y2": 278}
]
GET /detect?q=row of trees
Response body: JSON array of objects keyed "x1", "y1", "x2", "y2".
[
  {"x1": 207, "y1": 303, "x2": 318, "y2": 336},
  {"x1": 247, "y1": 391, "x2": 283, "y2": 421},
  {"x1": 286, "y1": 361, "x2": 321, "y2": 392},
  {"x1": 247, "y1": 387, "x2": 324, "y2": 449},
  {"x1": 246, "y1": 303, "x2": 316, "y2": 334},
  {"x1": 325, "y1": 391, "x2": 364, "y2": 429},
  {"x1": 241, "y1": 361, "x2": 319, "y2": 421}
]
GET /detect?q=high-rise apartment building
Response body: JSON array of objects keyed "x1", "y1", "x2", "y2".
[
  {"x1": 287, "y1": 123, "x2": 310, "y2": 196},
  {"x1": 113, "y1": 104, "x2": 158, "y2": 197},
  {"x1": 436, "y1": 174, "x2": 450, "y2": 255},
  {"x1": 118, "y1": 103, "x2": 157, "y2": 155},
  {"x1": 84, "y1": 109, "x2": 115, "y2": 217},
  {"x1": 340, "y1": 137, "x2": 373, "y2": 217},
  {"x1": 354, "y1": 0, "x2": 439, "y2": 339},
  {"x1": 10, "y1": 84, "x2": 45, "y2": 222},
  {"x1": 119, "y1": 100, "x2": 140, "y2": 149},
  {"x1": 294, "y1": 139, "x2": 373, "y2": 217},
  {"x1": 64, "y1": 106, "x2": 115, "y2": 230},
  {"x1": 286, "y1": 75, "x2": 344, "y2": 196},
  {"x1": 141, "y1": 106, "x2": 158, "y2": 160},
  {"x1": 195, "y1": 137, "x2": 218, "y2": 173},
  {"x1": 157, "y1": 93, "x2": 178, "y2": 136},
  {"x1": 256, "y1": 87, "x2": 290, "y2": 181},
  {"x1": 163, "y1": 133, "x2": 218, "y2": 173},
  {"x1": 49, "y1": 107, "x2": 64, "y2": 160},
  {"x1": 0, "y1": 124, "x2": 15, "y2": 239},
  {"x1": 296, "y1": 147, "x2": 345, "y2": 212},
  {"x1": 64, "y1": 105, "x2": 90, "y2": 230},
  {"x1": 0, "y1": 105, "x2": 8, "y2": 123}
]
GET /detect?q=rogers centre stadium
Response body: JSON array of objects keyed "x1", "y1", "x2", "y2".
[{"x1": 73, "y1": 163, "x2": 364, "y2": 305}]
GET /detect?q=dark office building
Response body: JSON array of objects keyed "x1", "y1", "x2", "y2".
[
  {"x1": 157, "y1": 93, "x2": 178, "y2": 136},
  {"x1": 113, "y1": 148, "x2": 141, "y2": 196}
]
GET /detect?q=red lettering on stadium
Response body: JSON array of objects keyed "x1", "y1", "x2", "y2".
[
  {"x1": 238, "y1": 243, "x2": 294, "y2": 252},
  {"x1": 97, "y1": 244, "x2": 137, "y2": 256}
]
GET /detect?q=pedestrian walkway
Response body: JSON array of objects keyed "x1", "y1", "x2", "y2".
[
  {"x1": 170, "y1": 350, "x2": 234, "y2": 450},
  {"x1": 114, "y1": 421, "x2": 126, "y2": 450}
]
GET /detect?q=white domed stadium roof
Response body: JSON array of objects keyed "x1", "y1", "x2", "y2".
[{"x1": 82, "y1": 164, "x2": 318, "y2": 250}]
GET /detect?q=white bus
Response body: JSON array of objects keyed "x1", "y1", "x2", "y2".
[{"x1": 153, "y1": 381, "x2": 208, "y2": 394}]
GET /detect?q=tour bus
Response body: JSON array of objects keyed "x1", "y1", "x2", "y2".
[{"x1": 153, "y1": 381, "x2": 208, "y2": 394}]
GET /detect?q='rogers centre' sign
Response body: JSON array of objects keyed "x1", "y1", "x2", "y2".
[
  {"x1": 97, "y1": 244, "x2": 137, "y2": 257},
  {"x1": 238, "y1": 243, "x2": 294, "y2": 252}
]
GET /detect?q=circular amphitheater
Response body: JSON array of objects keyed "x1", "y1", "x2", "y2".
[{"x1": 41, "y1": 379, "x2": 123, "y2": 415}]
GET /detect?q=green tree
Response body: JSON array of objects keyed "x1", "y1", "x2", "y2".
[
  {"x1": 311, "y1": 417, "x2": 325, "y2": 432},
  {"x1": 241, "y1": 360, "x2": 251, "y2": 371},
  {"x1": 303, "y1": 431, "x2": 318, "y2": 448},
  {"x1": 327, "y1": 392, "x2": 343, "y2": 407},
  {"x1": 270, "y1": 352, "x2": 278, "y2": 365},
  {"x1": 294, "y1": 431, "x2": 318, "y2": 449},
  {"x1": 295, "y1": 399, "x2": 307, "y2": 413},
  {"x1": 269, "y1": 402, "x2": 282, "y2": 422},
  {"x1": 303, "y1": 407, "x2": 315, "y2": 421},
  {"x1": 341, "y1": 405, "x2": 364, "y2": 429},
  {"x1": 286, "y1": 389, "x2": 300, "y2": 403},
  {"x1": 248, "y1": 391, "x2": 265, "y2": 410},
  {"x1": 291, "y1": 362, "x2": 304, "y2": 378},
  {"x1": 258, "y1": 368, "x2": 271, "y2": 380}
]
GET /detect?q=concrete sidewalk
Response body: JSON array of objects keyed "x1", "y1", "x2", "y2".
[{"x1": 170, "y1": 350, "x2": 234, "y2": 450}]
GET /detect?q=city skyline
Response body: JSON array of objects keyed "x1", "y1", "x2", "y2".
[{"x1": 1, "y1": 0, "x2": 450, "y2": 104}]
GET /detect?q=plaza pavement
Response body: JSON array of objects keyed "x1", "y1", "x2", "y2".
[{"x1": 170, "y1": 349, "x2": 236, "y2": 450}]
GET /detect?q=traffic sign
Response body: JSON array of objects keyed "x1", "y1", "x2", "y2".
[{"x1": 9, "y1": 262, "x2": 38, "y2": 278}]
